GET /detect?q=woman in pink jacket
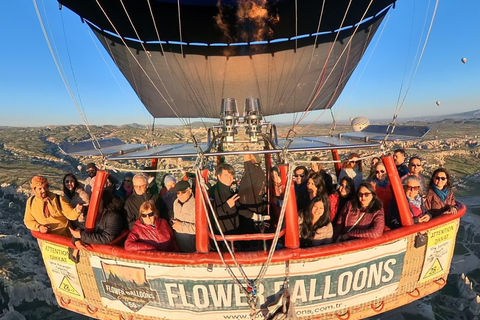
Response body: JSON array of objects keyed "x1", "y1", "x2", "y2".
[{"x1": 125, "y1": 200, "x2": 178, "y2": 252}]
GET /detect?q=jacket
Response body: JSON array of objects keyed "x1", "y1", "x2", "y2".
[
  {"x1": 334, "y1": 201, "x2": 385, "y2": 240},
  {"x1": 209, "y1": 181, "x2": 239, "y2": 234},
  {"x1": 424, "y1": 188, "x2": 456, "y2": 217},
  {"x1": 125, "y1": 192, "x2": 167, "y2": 229},
  {"x1": 24, "y1": 192, "x2": 79, "y2": 237},
  {"x1": 173, "y1": 195, "x2": 196, "y2": 235},
  {"x1": 125, "y1": 218, "x2": 178, "y2": 251},
  {"x1": 80, "y1": 209, "x2": 123, "y2": 245}
]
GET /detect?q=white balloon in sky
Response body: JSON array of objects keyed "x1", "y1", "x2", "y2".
[{"x1": 351, "y1": 117, "x2": 370, "y2": 132}]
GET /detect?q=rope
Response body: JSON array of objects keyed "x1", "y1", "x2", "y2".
[
  {"x1": 294, "y1": 151, "x2": 384, "y2": 165},
  {"x1": 33, "y1": 0, "x2": 106, "y2": 161},
  {"x1": 93, "y1": 0, "x2": 187, "y2": 125}
]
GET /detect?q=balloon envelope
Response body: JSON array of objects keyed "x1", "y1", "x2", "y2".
[
  {"x1": 436, "y1": 101, "x2": 441, "y2": 106},
  {"x1": 461, "y1": 57, "x2": 467, "y2": 64}
]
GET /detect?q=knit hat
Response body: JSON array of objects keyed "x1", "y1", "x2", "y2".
[
  {"x1": 30, "y1": 175, "x2": 48, "y2": 189},
  {"x1": 164, "y1": 175, "x2": 177, "y2": 184},
  {"x1": 86, "y1": 163, "x2": 97, "y2": 170},
  {"x1": 173, "y1": 181, "x2": 190, "y2": 192}
]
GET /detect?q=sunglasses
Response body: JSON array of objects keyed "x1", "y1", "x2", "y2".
[
  {"x1": 405, "y1": 186, "x2": 420, "y2": 191},
  {"x1": 375, "y1": 170, "x2": 385, "y2": 174},
  {"x1": 177, "y1": 189, "x2": 190, "y2": 195},
  {"x1": 434, "y1": 176, "x2": 447, "y2": 181},
  {"x1": 65, "y1": 179, "x2": 75, "y2": 183},
  {"x1": 358, "y1": 192, "x2": 372, "y2": 198},
  {"x1": 86, "y1": 169, "x2": 96, "y2": 173},
  {"x1": 124, "y1": 179, "x2": 132, "y2": 182},
  {"x1": 141, "y1": 212, "x2": 155, "y2": 218},
  {"x1": 294, "y1": 174, "x2": 305, "y2": 178}
]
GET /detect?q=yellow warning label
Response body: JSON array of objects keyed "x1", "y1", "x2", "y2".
[
  {"x1": 59, "y1": 276, "x2": 81, "y2": 296},
  {"x1": 423, "y1": 258, "x2": 443, "y2": 279}
]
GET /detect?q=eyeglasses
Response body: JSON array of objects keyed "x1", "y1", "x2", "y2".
[
  {"x1": 358, "y1": 192, "x2": 372, "y2": 198},
  {"x1": 293, "y1": 174, "x2": 305, "y2": 178},
  {"x1": 405, "y1": 186, "x2": 420, "y2": 191},
  {"x1": 65, "y1": 179, "x2": 75, "y2": 183},
  {"x1": 410, "y1": 163, "x2": 422, "y2": 167},
  {"x1": 141, "y1": 212, "x2": 155, "y2": 218},
  {"x1": 434, "y1": 176, "x2": 447, "y2": 181},
  {"x1": 177, "y1": 189, "x2": 190, "y2": 195},
  {"x1": 375, "y1": 170, "x2": 385, "y2": 174}
]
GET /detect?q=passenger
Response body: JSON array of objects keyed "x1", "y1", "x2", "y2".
[
  {"x1": 309, "y1": 156, "x2": 334, "y2": 195},
  {"x1": 125, "y1": 174, "x2": 167, "y2": 229},
  {"x1": 24, "y1": 175, "x2": 82, "y2": 237},
  {"x1": 144, "y1": 167, "x2": 159, "y2": 196},
  {"x1": 393, "y1": 149, "x2": 409, "y2": 178},
  {"x1": 159, "y1": 174, "x2": 176, "y2": 197},
  {"x1": 161, "y1": 175, "x2": 177, "y2": 221},
  {"x1": 238, "y1": 154, "x2": 267, "y2": 234},
  {"x1": 298, "y1": 195, "x2": 333, "y2": 247},
  {"x1": 329, "y1": 176, "x2": 356, "y2": 223},
  {"x1": 209, "y1": 163, "x2": 240, "y2": 235},
  {"x1": 70, "y1": 190, "x2": 124, "y2": 248},
  {"x1": 306, "y1": 172, "x2": 328, "y2": 201},
  {"x1": 116, "y1": 172, "x2": 134, "y2": 199},
  {"x1": 401, "y1": 156, "x2": 426, "y2": 193},
  {"x1": 425, "y1": 168, "x2": 457, "y2": 217},
  {"x1": 334, "y1": 182, "x2": 385, "y2": 241},
  {"x1": 390, "y1": 176, "x2": 430, "y2": 229},
  {"x1": 370, "y1": 162, "x2": 393, "y2": 227},
  {"x1": 269, "y1": 167, "x2": 284, "y2": 226},
  {"x1": 84, "y1": 162, "x2": 98, "y2": 196},
  {"x1": 366, "y1": 157, "x2": 381, "y2": 181},
  {"x1": 171, "y1": 181, "x2": 196, "y2": 253},
  {"x1": 293, "y1": 166, "x2": 309, "y2": 212},
  {"x1": 338, "y1": 153, "x2": 363, "y2": 190},
  {"x1": 62, "y1": 173, "x2": 90, "y2": 229},
  {"x1": 125, "y1": 200, "x2": 178, "y2": 252}
]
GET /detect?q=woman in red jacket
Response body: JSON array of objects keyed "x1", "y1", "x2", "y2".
[{"x1": 125, "y1": 200, "x2": 179, "y2": 252}]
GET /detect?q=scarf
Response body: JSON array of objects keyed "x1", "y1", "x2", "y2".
[
  {"x1": 432, "y1": 185, "x2": 449, "y2": 203},
  {"x1": 373, "y1": 177, "x2": 389, "y2": 188},
  {"x1": 408, "y1": 194, "x2": 422, "y2": 210}
]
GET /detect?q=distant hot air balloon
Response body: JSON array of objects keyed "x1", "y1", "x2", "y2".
[
  {"x1": 351, "y1": 116, "x2": 370, "y2": 132},
  {"x1": 436, "y1": 101, "x2": 441, "y2": 106},
  {"x1": 461, "y1": 57, "x2": 467, "y2": 64}
]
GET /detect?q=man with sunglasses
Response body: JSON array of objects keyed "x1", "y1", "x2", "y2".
[
  {"x1": 401, "y1": 156, "x2": 426, "y2": 193},
  {"x1": 293, "y1": 166, "x2": 309, "y2": 211},
  {"x1": 171, "y1": 181, "x2": 196, "y2": 252},
  {"x1": 24, "y1": 175, "x2": 82, "y2": 237}
]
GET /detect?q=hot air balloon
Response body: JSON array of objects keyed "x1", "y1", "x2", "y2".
[
  {"x1": 436, "y1": 101, "x2": 441, "y2": 106},
  {"x1": 461, "y1": 57, "x2": 467, "y2": 64},
  {"x1": 351, "y1": 116, "x2": 370, "y2": 132},
  {"x1": 28, "y1": 2, "x2": 465, "y2": 320}
]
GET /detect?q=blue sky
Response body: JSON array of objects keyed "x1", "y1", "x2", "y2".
[{"x1": 0, "y1": 1, "x2": 478, "y2": 127}]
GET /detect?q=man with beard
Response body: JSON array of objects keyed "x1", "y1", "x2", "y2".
[
  {"x1": 125, "y1": 174, "x2": 167, "y2": 229},
  {"x1": 237, "y1": 154, "x2": 267, "y2": 234},
  {"x1": 209, "y1": 163, "x2": 240, "y2": 235},
  {"x1": 84, "y1": 162, "x2": 97, "y2": 196},
  {"x1": 24, "y1": 175, "x2": 82, "y2": 237}
]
